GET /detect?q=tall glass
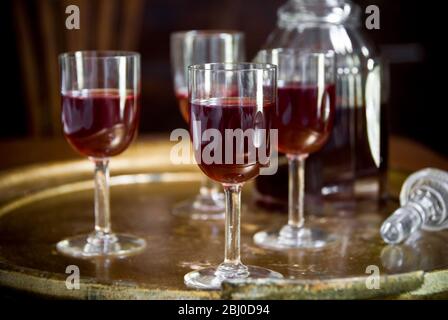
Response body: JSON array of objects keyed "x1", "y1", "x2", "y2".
[
  {"x1": 58, "y1": 51, "x2": 146, "y2": 257},
  {"x1": 170, "y1": 30, "x2": 245, "y2": 220},
  {"x1": 184, "y1": 63, "x2": 283, "y2": 289},
  {"x1": 254, "y1": 49, "x2": 337, "y2": 249}
]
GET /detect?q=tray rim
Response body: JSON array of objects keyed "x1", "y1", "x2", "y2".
[{"x1": 0, "y1": 158, "x2": 446, "y2": 299}]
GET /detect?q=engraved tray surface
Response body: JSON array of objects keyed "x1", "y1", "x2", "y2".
[{"x1": 0, "y1": 141, "x2": 447, "y2": 299}]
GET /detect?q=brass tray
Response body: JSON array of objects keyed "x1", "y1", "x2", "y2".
[{"x1": 0, "y1": 141, "x2": 447, "y2": 299}]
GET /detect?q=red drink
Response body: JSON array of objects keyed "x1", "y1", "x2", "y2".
[
  {"x1": 190, "y1": 97, "x2": 273, "y2": 184},
  {"x1": 61, "y1": 89, "x2": 140, "y2": 158},
  {"x1": 179, "y1": 86, "x2": 241, "y2": 124},
  {"x1": 275, "y1": 84, "x2": 336, "y2": 155},
  {"x1": 176, "y1": 89, "x2": 190, "y2": 123}
]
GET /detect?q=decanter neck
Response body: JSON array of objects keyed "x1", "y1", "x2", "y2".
[{"x1": 277, "y1": 0, "x2": 358, "y2": 28}]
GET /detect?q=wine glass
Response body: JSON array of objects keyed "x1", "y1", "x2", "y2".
[
  {"x1": 170, "y1": 30, "x2": 245, "y2": 220},
  {"x1": 184, "y1": 63, "x2": 283, "y2": 289},
  {"x1": 58, "y1": 51, "x2": 146, "y2": 257},
  {"x1": 253, "y1": 49, "x2": 337, "y2": 249}
]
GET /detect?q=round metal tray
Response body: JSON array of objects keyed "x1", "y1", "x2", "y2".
[{"x1": 0, "y1": 142, "x2": 447, "y2": 299}]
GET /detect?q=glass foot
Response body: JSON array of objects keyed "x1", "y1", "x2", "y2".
[
  {"x1": 172, "y1": 194, "x2": 225, "y2": 220},
  {"x1": 184, "y1": 264, "x2": 283, "y2": 290},
  {"x1": 253, "y1": 225, "x2": 337, "y2": 250},
  {"x1": 56, "y1": 233, "x2": 146, "y2": 258}
]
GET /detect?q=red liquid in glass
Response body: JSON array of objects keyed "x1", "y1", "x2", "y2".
[
  {"x1": 61, "y1": 89, "x2": 140, "y2": 158},
  {"x1": 178, "y1": 86, "x2": 240, "y2": 124},
  {"x1": 190, "y1": 97, "x2": 273, "y2": 184},
  {"x1": 275, "y1": 84, "x2": 336, "y2": 155},
  {"x1": 176, "y1": 90, "x2": 190, "y2": 123}
]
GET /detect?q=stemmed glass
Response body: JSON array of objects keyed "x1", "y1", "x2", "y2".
[
  {"x1": 170, "y1": 30, "x2": 245, "y2": 220},
  {"x1": 58, "y1": 51, "x2": 146, "y2": 257},
  {"x1": 184, "y1": 63, "x2": 283, "y2": 289},
  {"x1": 254, "y1": 49, "x2": 337, "y2": 249}
]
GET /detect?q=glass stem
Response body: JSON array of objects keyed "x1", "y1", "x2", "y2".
[
  {"x1": 93, "y1": 158, "x2": 112, "y2": 237},
  {"x1": 287, "y1": 154, "x2": 308, "y2": 228},
  {"x1": 223, "y1": 184, "x2": 243, "y2": 265}
]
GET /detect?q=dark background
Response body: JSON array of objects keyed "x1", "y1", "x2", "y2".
[{"x1": 0, "y1": 0, "x2": 446, "y2": 156}]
